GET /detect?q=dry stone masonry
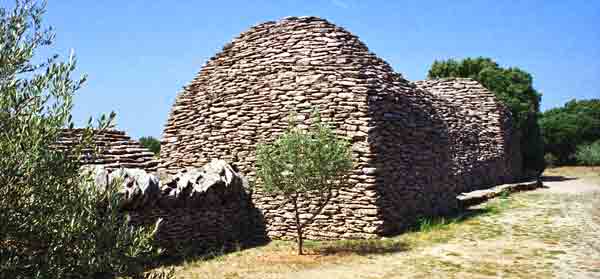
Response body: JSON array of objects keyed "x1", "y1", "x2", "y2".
[
  {"x1": 159, "y1": 16, "x2": 523, "y2": 240},
  {"x1": 87, "y1": 160, "x2": 262, "y2": 253},
  {"x1": 56, "y1": 129, "x2": 159, "y2": 171},
  {"x1": 414, "y1": 78, "x2": 523, "y2": 193}
]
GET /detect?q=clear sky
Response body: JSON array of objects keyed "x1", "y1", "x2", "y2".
[{"x1": 23, "y1": 0, "x2": 600, "y2": 138}]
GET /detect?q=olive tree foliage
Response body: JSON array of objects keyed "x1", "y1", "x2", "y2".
[
  {"x1": 428, "y1": 57, "x2": 545, "y2": 175},
  {"x1": 256, "y1": 112, "x2": 353, "y2": 255},
  {"x1": 0, "y1": 1, "x2": 171, "y2": 278}
]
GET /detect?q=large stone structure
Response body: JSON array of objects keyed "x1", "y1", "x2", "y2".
[
  {"x1": 56, "y1": 129, "x2": 159, "y2": 171},
  {"x1": 160, "y1": 16, "x2": 522, "y2": 240}
]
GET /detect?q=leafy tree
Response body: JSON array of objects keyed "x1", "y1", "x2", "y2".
[
  {"x1": 428, "y1": 57, "x2": 545, "y2": 175},
  {"x1": 256, "y1": 112, "x2": 353, "y2": 255},
  {"x1": 575, "y1": 140, "x2": 600, "y2": 166},
  {"x1": 140, "y1": 136, "x2": 161, "y2": 156},
  {"x1": 540, "y1": 99, "x2": 600, "y2": 165},
  {"x1": 0, "y1": 1, "x2": 170, "y2": 278}
]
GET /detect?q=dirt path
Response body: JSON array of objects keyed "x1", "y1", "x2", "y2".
[{"x1": 174, "y1": 168, "x2": 600, "y2": 279}]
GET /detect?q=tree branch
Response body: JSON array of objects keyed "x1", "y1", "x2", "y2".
[{"x1": 299, "y1": 180, "x2": 336, "y2": 230}]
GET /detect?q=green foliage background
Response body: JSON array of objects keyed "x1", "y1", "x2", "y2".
[
  {"x1": 540, "y1": 99, "x2": 600, "y2": 165},
  {"x1": 428, "y1": 57, "x2": 545, "y2": 174},
  {"x1": 139, "y1": 136, "x2": 161, "y2": 156},
  {"x1": 575, "y1": 140, "x2": 600, "y2": 166}
]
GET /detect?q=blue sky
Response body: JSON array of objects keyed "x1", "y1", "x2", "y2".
[{"x1": 24, "y1": 0, "x2": 600, "y2": 138}]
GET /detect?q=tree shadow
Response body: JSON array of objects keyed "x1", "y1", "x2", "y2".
[
  {"x1": 307, "y1": 238, "x2": 408, "y2": 256},
  {"x1": 306, "y1": 205, "x2": 491, "y2": 256},
  {"x1": 139, "y1": 190, "x2": 270, "y2": 270}
]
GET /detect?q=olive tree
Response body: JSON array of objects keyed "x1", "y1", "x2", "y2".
[
  {"x1": 256, "y1": 112, "x2": 353, "y2": 255},
  {"x1": 0, "y1": 1, "x2": 170, "y2": 278}
]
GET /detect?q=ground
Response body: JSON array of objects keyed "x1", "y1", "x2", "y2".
[{"x1": 163, "y1": 166, "x2": 600, "y2": 279}]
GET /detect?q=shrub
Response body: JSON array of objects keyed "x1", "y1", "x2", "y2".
[
  {"x1": 540, "y1": 99, "x2": 600, "y2": 165},
  {"x1": 544, "y1": 153, "x2": 558, "y2": 168},
  {"x1": 139, "y1": 136, "x2": 161, "y2": 156},
  {"x1": 256, "y1": 111, "x2": 353, "y2": 255},
  {"x1": 0, "y1": 1, "x2": 170, "y2": 278},
  {"x1": 575, "y1": 141, "x2": 600, "y2": 166}
]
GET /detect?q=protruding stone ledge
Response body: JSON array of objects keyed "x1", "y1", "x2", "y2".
[{"x1": 457, "y1": 180, "x2": 542, "y2": 208}]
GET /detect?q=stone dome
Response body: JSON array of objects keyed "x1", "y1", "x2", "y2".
[{"x1": 159, "y1": 16, "x2": 521, "y2": 239}]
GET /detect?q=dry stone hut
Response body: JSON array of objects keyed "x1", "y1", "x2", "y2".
[
  {"x1": 414, "y1": 78, "x2": 522, "y2": 193},
  {"x1": 160, "y1": 16, "x2": 521, "y2": 239},
  {"x1": 58, "y1": 129, "x2": 261, "y2": 251},
  {"x1": 56, "y1": 129, "x2": 159, "y2": 171}
]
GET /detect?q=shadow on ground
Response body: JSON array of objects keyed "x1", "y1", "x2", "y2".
[
  {"x1": 310, "y1": 205, "x2": 494, "y2": 256},
  {"x1": 541, "y1": 175, "x2": 578, "y2": 182},
  {"x1": 147, "y1": 181, "x2": 540, "y2": 271},
  {"x1": 306, "y1": 238, "x2": 409, "y2": 255}
]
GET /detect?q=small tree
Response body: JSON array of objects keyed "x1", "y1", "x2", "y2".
[
  {"x1": 256, "y1": 111, "x2": 353, "y2": 255},
  {"x1": 139, "y1": 136, "x2": 161, "y2": 156}
]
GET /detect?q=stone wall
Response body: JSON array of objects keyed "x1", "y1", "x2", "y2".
[
  {"x1": 415, "y1": 78, "x2": 523, "y2": 193},
  {"x1": 159, "y1": 16, "x2": 522, "y2": 240},
  {"x1": 89, "y1": 160, "x2": 264, "y2": 253},
  {"x1": 56, "y1": 129, "x2": 159, "y2": 171}
]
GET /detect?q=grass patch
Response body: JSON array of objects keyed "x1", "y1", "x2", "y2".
[{"x1": 416, "y1": 217, "x2": 456, "y2": 233}]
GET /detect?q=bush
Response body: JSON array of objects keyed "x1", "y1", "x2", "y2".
[
  {"x1": 544, "y1": 153, "x2": 558, "y2": 168},
  {"x1": 256, "y1": 111, "x2": 353, "y2": 255},
  {"x1": 0, "y1": 1, "x2": 170, "y2": 278},
  {"x1": 540, "y1": 99, "x2": 600, "y2": 165},
  {"x1": 139, "y1": 136, "x2": 161, "y2": 156},
  {"x1": 575, "y1": 141, "x2": 600, "y2": 166}
]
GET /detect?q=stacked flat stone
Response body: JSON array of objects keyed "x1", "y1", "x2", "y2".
[
  {"x1": 415, "y1": 78, "x2": 522, "y2": 193},
  {"x1": 86, "y1": 160, "x2": 262, "y2": 253},
  {"x1": 56, "y1": 129, "x2": 159, "y2": 171},
  {"x1": 160, "y1": 16, "x2": 521, "y2": 240}
]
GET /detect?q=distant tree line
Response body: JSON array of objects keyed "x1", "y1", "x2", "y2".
[{"x1": 539, "y1": 99, "x2": 600, "y2": 166}]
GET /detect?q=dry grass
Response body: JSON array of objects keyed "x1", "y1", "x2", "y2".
[
  {"x1": 159, "y1": 166, "x2": 600, "y2": 279},
  {"x1": 171, "y1": 241, "x2": 359, "y2": 279},
  {"x1": 166, "y1": 206, "x2": 510, "y2": 279},
  {"x1": 544, "y1": 166, "x2": 600, "y2": 178}
]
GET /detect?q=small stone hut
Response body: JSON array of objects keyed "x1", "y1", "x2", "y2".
[
  {"x1": 160, "y1": 16, "x2": 521, "y2": 239},
  {"x1": 56, "y1": 129, "x2": 159, "y2": 171},
  {"x1": 414, "y1": 79, "x2": 522, "y2": 193}
]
